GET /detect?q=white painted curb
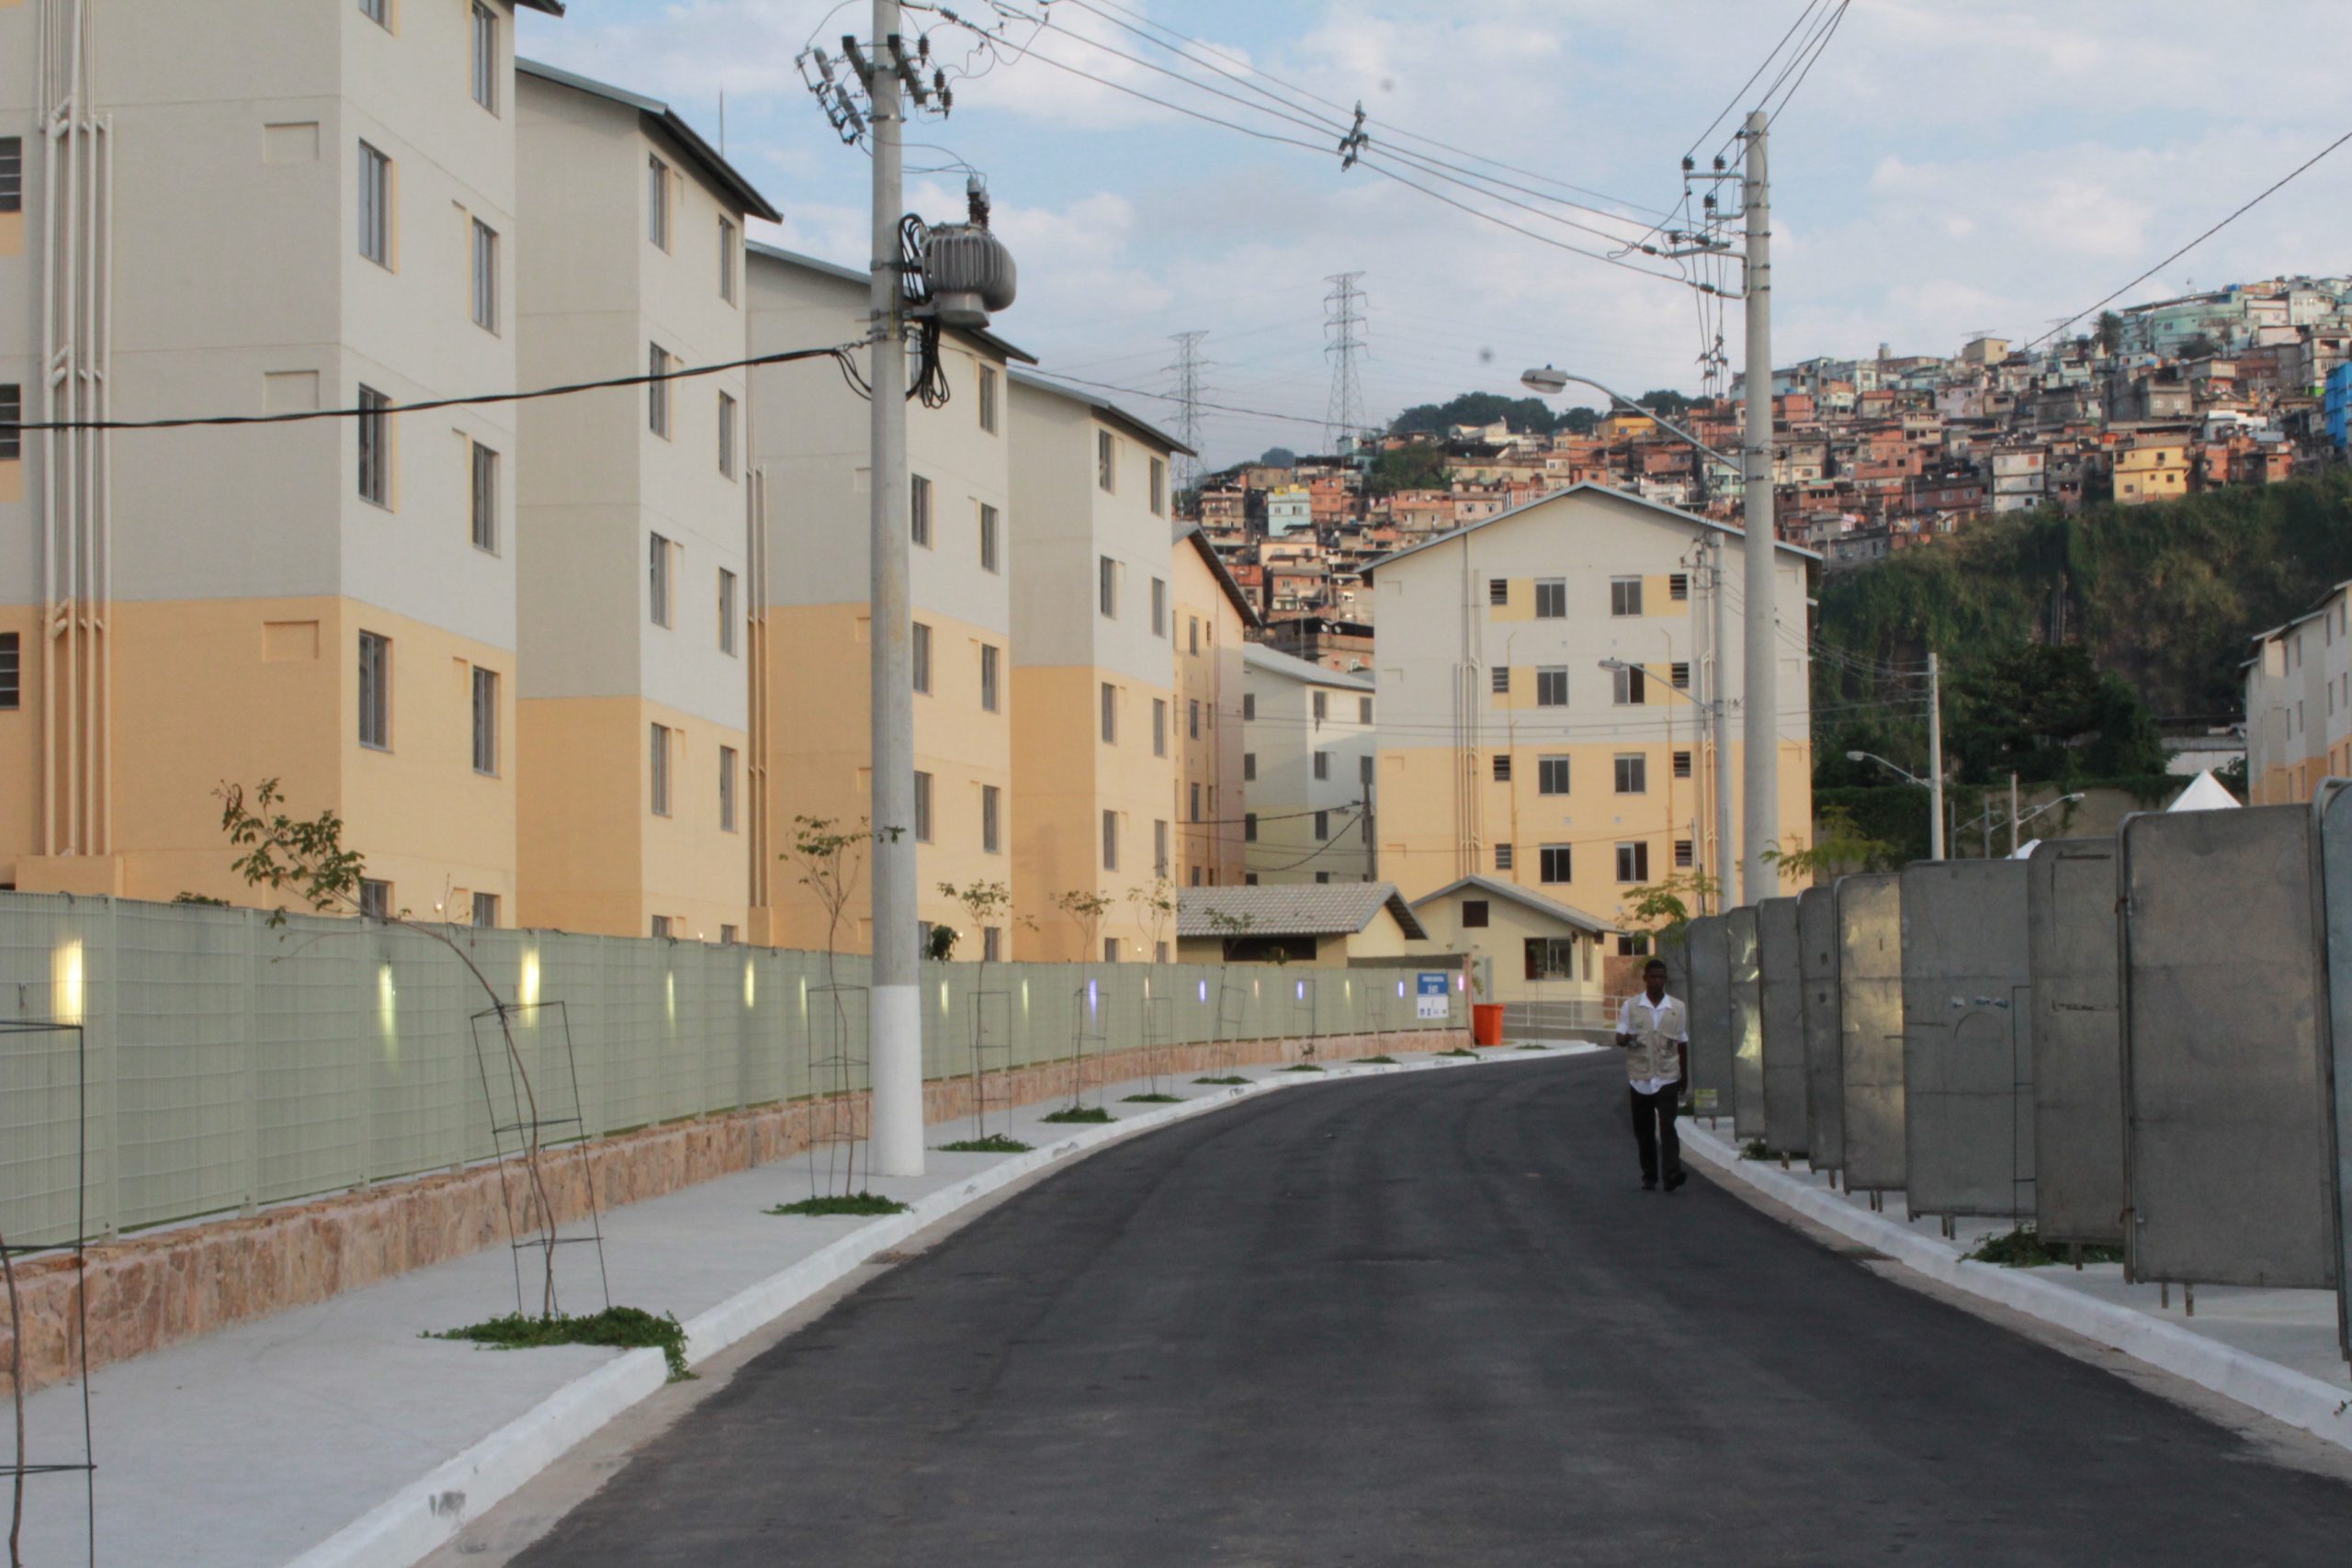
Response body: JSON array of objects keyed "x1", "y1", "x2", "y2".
[
  {"x1": 1681, "y1": 1122, "x2": 2352, "y2": 1454},
  {"x1": 286, "y1": 1045, "x2": 1587, "y2": 1568}
]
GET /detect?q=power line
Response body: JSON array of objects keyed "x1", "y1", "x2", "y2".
[
  {"x1": 1764, "y1": 0, "x2": 1851, "y2": 130},
  {"x1": 1019, "y1": 368, "x2": 1334, "y2": 430}
]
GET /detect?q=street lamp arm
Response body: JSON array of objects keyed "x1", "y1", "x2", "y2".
[
  {"x1": 1520, "y1": 368, "x2": 1741, "y2": 475},
  {"x1": 1596, "y1": 657, "x2": 1709, "y2": 709},
  {"x1": 1847, "y1": 750, "x2": 1931, "y2": 789}
]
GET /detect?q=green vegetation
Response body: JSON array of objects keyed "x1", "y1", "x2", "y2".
[
  {"x1": 1193, "y1": 1075, "x2": 1252, "y2": 1085},
  {"x1": 767, "y1": 1192, "x2": 911, "y2": 1218},
  {"x1": 1356, "y1": 1055, "x2": 1400, "y2": 1065},
  {"x1": 1276, "y1": 1063, "x2": 1326, "y2": 1074},
  {"x1": 1964, "y1": 1224, "x2": 2126, "y2": 1269},
  {"x1": 1739, "y1": 1139, "x2": 1771, "y2": 1161},
  {"x1": 936, "y1": 1134, "x2": 1032, "y2": 1154},
  {"x1": 428, "y1": 1307, "x2": 692, "y2": 1382},
  {"x1": 1121, "y1": 1092, "x2": 1182, "y2": 1102},
  {"x1": 1513, "y1": 1043, "x2": 1552, "y2": 1052},
  {"x1": 1388, "y1": 388, "x2": 1698, "y2": 441},
  {"x1": 1042, "y1": 1106, "x2": 1115, "y2": 1124},
  {"x1": 1363, "y1": 442, "x2": 1452, "y2": 496}
]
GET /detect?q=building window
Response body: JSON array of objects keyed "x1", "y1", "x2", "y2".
[
  {"x1": 471, "y1": 219, "x2": 499, "y2": 332},
  {"x1": 1493, "y1": 842, "x2": 1513, "y2": 872},
  {"x1": 0, "y1": 633, "x2": 17, "y2": 710},
  {"x1": 1526, "y1": 939, "x2": 1577, "y2": 981},
  {"x1": 1611, "y1": 577, "x2": 1643, "y2": 616},
  {"x1": 718, "y1": 216, "x2": 737, "y2": 301},
  {"x1": 650, "y1": 724, "x2": 672, "y2": 815},
  {"x1": 1669, "y1": 572, "x2": 1690, "y2": 602},
  {"x1": 648, "y1": 153, "x2": 671, "y2": 248},
  {"x1": 1244, "y1": 813, "x2": 1259, "y2": 842},
  {"x1": 1243, "y1": 693, "x2": 1257, "y2": 720},
  {"x1": 1188, "y1": 782, "x2": 1202, "y2": 822},
  {"x1": 1673, "y1": 749, "x2": 1692, "y2": 779},
  {"x1": 356, "y1": 386, "x2": 390, "y2": 505},
  {"x1": 1150, "y1": 696, "x2": 1166, "y2": 755},
  {"x1": 1611, "y1": 664, "x2": 1646, "y2": 705},
  {"x1": 1492, "y1": 753, "x2": 1512, "y2": 782},
  {"x1": 912, "y1": 770, "x2": 933, "y2": 842},
  {"x1": 978, "y1": 364, "x2": 998, "y2": 433},
  {"x1": 1102, "y1": 810, "x2": 1119, "y2": 870},
  {"x1": 1675, "y1": 838, "x2": 1694, "y2": 868},
  {"x1": 1189, "y1": 618, "x2": 1201, "y2": 656},
  {"x1": 651, "y1": 915, "x2": 673, "y2": 940},
  {"x1": 1150, "y1": 457, "x2": 1167, "y2": 516},
  {"x1": 1189, "y1": 699, "x2": 1201, "y2": 739},
  {"x1": 1315, "y1": 872, "x2": 1331, "y2": 886},
  {"x1": 1535, "y1": 667, "x2": 1568, "y2": 706},
  {"x1": 1463, "y1": 899, "x2": 1490, "y2": 929},
  {"x1": 1359, "y1": 696, "x2": 1373, "y2": 724},
  {"x1": 469, "y1": 441, "x2": 498, "y2": 552},
  {"x1": 983, "y1": 926, "x2": 1003, "y2": 961},
  {"x1": 1314, "y1": 810, "x2": 1329, "y2": 840},
  {"x1": 359, "y1": 879, "x2": 392, "y2": 919},
  {"x1": 470, "y1": 3, "x2": 499, "y2": 111},
  {"x1": 357, "y1": 631, "x2": 391, "y2": 750},
  {"x1": 1670, "y1": 661, "x2": 1690, "y2": 690},
  {"x1": 1488, "y1": 578, "x2": 1509, "y2": 606},
  {"x1": 981, "y1": 784, "x2": 1002, "y2": 853},
  {"x1": 1616, "y1": 840, "x2": 1650, "y2": 883},
  {"x1": 1539, "y1": 844, "x2": 1571, "y2": 884},
  {"x1": 1538, "y1": 756, "x2": 1570, "y2": 795},
  {"x1": 470, "y1": 667, "x2": 498, "y2": 775},
  {"x1": 648, "y1": 344, "x2": 671, "y2": 435},
  {"x1": 1534, "y1": 579, "x2": 1566, "y2": 618},
  {"x1": 1491, "y1": 666, "x2": 1510, "y2": 694},
  {"x1": 911, "y1": 473, "x2": 932, "y2": 546},
  {"x1": 718, "y1": 569, "x2": 739, "y2": 655},
  {"x1": 718, "y1": 391, "x2": 737, "y2": 476},
  {"x1": 1312, "y1": 691, "x2": 1328, "y2": 726},
  {"x1": 1097, "y1": 429, "x2": 1115, "y2": 491},
  {"x1": 1614, "y1": 753, "x2": 1647, "y2": 794},
  {"x1": 979, "y1": 504, "x2": 1000, "y2": 572},
  {"x1": 649, "y1": 534, "x2": 673, "y2": 626},
  {"x1": 1102, "y1": 682, "x2": 1118, "y2": 744},
  {"x1": 720, "y1": 924, "x2": 739, "y2": 945},
  {"x1": 911, "y1": 621, "x2": 932, "y2": 694},
  {"x1": 1313, "y1": 750, "x2": 1329, "y2": 781},
  {"x1": 720, "y1": 746, "x2": 739, "y2": 831},
  {"x1": 1155, "y1": 819, "x2": 1170, "y2": 877},
  {"x1": 980, "y1": 643, "x2": 1001, "y2": 712},
  {"x1": 1151, "y1": 578, "x2": 1168, "y2": 637},
  {"x1": 1100, "y1": 555, "x2": 1118, "y2": 616},
  {"x1": 472, "y1": 892, "x2": 500, "y2": 929},
  {"x1": 0, "y1": 384, "x2": 17, "y2": 460},
  {"x1": 359, "y1": 0, "x2": 390, "y2": 28},
  {"x1": 1615, "y1": 933, "x2": 1652, "y2": 957},
  {"x1": 0, "y1": 140, "x2": 17, "y2": 217},
  {"x1": 357, "y1": 141, "x2": 390, "y2": 266}
]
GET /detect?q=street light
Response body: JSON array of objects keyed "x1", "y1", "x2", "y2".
[
  {"x1": 1847, "y1": 750, "x2": 1946, "y2": 861},
  {"x1": 1955, "y1": 792, "x2": 2084, "y2": 858},
  {"x1": 1600, "y1": 658, "x2": 1731, "y2": 909},
  {"x1": 1520, "y1": 367, "x2": 1739, "y2": 480}
]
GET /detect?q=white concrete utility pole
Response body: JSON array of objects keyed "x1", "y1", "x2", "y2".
[
  {"x1": 1738, "y1": 108, "x2": 1779, "y2": 907},
  {"x1": 865, "y1": 0, "x2": 923, "y2": 1179},
  {"x1": 1926, "y1": 650, "x2": 1946, "y2": 861},
  {"x1": 1710, "y1": 535, "x2": 1736, "y2": 910}
]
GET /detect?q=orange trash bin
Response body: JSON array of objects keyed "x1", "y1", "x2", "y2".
[{"x1": 1472, "y1": 1003, "x2": 1505, "y2": 1046}]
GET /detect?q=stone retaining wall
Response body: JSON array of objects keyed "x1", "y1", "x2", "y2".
[{"x1": 0, "y1": 1027, "x2": 1460, "y2": 1393}]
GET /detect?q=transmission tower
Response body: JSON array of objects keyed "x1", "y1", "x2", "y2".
[
  {"x1": 1322, "y1": 271, "x2": 1368, "y2": 456},
  {"x1": 1165, "y1": 330, "x2": 1211, "y2": 493}
]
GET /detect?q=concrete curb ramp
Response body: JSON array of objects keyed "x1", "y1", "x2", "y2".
[
  {"x1": 286, "y1": 1046, "x2": 1590, "y2": 1568},
  {"x1": 1682, "y1": 1123, "x2": 2352, "y2": 1455}
]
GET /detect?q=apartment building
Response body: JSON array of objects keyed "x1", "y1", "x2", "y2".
[
  {"x1": 1007, "y1": 372, "x2": 1186, "y2": 962},
  {"x1": 0, "y1": 0, "x2": 560, "y2": 919},
  {"x1": 511, "y1": 61, "x2": 773, "y2": 941},
  {"x1": 1241, "y1": 644, "x2": 1375, "y2": 886},
  {"x1": 742, "y1": 243, "x2": 1031, "y2": 957},
  {"x1": 2245, "y1": 587, "x2": 2352, "y2": 805},
  {"x1": 1171, "y1": 525, "x2": 1254, "y2": 889},
  {"x1": 1365, "y1": 485, "x2": 1815, "y2": 925}
]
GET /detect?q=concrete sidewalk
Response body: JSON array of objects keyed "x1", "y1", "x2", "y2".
[
  {"x1": 17, "y1": 1042, "x2": 1577, "y2": 1568},
  {"x1": 1681, "y1": 1118, "x2": 2352, "y2": 1449}
]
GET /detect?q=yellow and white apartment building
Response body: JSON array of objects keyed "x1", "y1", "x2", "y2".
[
  {"x1": 512, "y1": 61, "x2": 774, "y2": 941},
  {"x1": 1242, "y1": 642, "x2": 1377, "y2": 886},
  {"x1": 1366, "y1": 485, "x2": 1815, "y2": 934},
  {"x1": 741, "y1": 243, "x2": 1032, "y2": 958},
  {"x1": 2245, "y1": 586, "x2": 2352, "y2": 804},
  {"x1": 1172, "y1": 524, "x2": 1253, "y2": 889},
  {"x1": 1007, "y1": 372, "x2": 1187, "y2": 963},
  {"x1": 0, "y1": 0, "x2": 564, "y2": 918}
]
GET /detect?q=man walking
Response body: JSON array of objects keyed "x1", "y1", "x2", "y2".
[{"x1": 1615, "y1": 958, "x2": 1689, "y2": 1192}]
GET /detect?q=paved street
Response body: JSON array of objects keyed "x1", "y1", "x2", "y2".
[{"x1": 512, "y1": 1055, "x2": 2352, "y2": 1565}]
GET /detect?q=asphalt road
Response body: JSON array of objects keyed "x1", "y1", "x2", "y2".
[{"x1": 510, "y1": 1055, "x2": 2352, "y2": 1565}]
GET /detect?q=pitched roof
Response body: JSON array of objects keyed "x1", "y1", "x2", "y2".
[
  {"x1": 1179, "y1": 883, "x2": 1429, "y2": 942},
  {"x1": 1242, "y1": 640, "x2": 1374, "y2": 691},
  {"x1": 517, "y1": 2, "x2": 566, "y2": 13},
  {"x1": 1008, "y1": 368, "x2": 1195, "y2": 457},
  {"x1": 743, "y1": 241, "x2": 1037, "y2": 366},
  {"x1": 1364, "y1": 481, "x2": 1822, "y2": 577},
  {"x1": 1408, "y1": 875, "x2": 1617, "y2": 936},
  {"x1": 517, "y1": 59, "x2": 780, "y2": 221},
  {"x1": 1177, "y1": 523, "x2": 1262, "y2": 630}
]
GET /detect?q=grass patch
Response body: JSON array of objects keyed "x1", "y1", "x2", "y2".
[
  {"x1": 766, "y1": 1191, "x2": 911, "y2": 1218},
  {"x1": 1276, "y1": 1063, "x2": 1326, "y2": 1074},
  {"x1": 1739, "y1": 1138, "x2": 1771, "y2": 1161},
  {"x1": 1193, "y1": 1075, "x2": 1251, "y2": 1085},
  {"x1": 1121, "y1": 1092, "x2": 1182, "y2": 1102},
  {"x1": 936, "y1": 1134, "x2": 1032, "y2": 1154},
  {"x1": 1433, "y1": 1047, "x2": 1480, "y2": 1058},
  {"x1": 1964, "y1": 1224, "x2": 2126, "y2": 1269},
  {"x1": 1043, "y1": 1105, "x2": 1115, "y2": 1123},
  {"x1": 427, "y1": 1307, "x2": 693, "y2": 1382},
  {"x1": 1356, "y1": 1055, "x2": 1399, "y2": 1065},
  {"x1": 1514, "y1": 1043, "x2": 1553, "y2": 1052}
]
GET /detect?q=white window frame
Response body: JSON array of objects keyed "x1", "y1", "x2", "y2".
[
  {"x1": 718, "y1": 216, "x2": 737, "y2": 302},
  {"x1": 911, "y1": 621, "x2": 932, "y2": 694},
  {"x1": 357, "y1": 631, "x2": 391, "y2": 750},
  {"x1": 1533, "y1": 578, "x2": 1566, "y2": 618},
  {"x1": 470, "y1": 665, "x2": 498, "y2": 775},
  {"x1": 358, "y1": 141, "x2": 391, "y2": 266},
  {"x1": 1534, "y1": 666, "x2": 1568, "y2": 706},
  {"x1": 470, "y1": 2, "x2": 499, "y2": 113},
  {"x1": 649, "y1": 533, "x2": 673, "y2": 626},
  {"x1": 469, "y1": 440, "x2": 498, "y2": 553},
  {"x1": 913, "y1": 770, "x2": 933, "y2": 842},
  {"x1": 978, "y1": 502, "x2": 1000, "y2": 573},
  {"x1": 718, "y1": 569, "x2": 739, "y2": 655},
  {"x1": 978, "y1": 364, "x2": 998, "y2": 433},
  {"x1": 719, "y1": 745, "x2": 739, "y2": 831},
  {"x1": 1097, "y1": 429, "x2": 1116, "y2": 491},
  {"x1": 911, "y1": 473, "x2": 932, "y2": 546},
  {"x1": 470, "y1": 218, "x2": 498, "y2": 332},
  {"x1": 1611, "y1": 576, "x2": 1644, "y2": 616},
  {"x1": 1614, "y1": 753, "x2": 1647, "y2": 795},
  {"x1": 356, "y1": 386, "x2": 391, "y2": 505},
  {"x1": 980, "y1": 643, "x2": 1001, "y2": 713},
  {"x1": 981, "y1": 784, "x2": 1001, "y2": 854},
  {"x1": 648, "y1": 153, "x2": 671, "y2": 249},
  {"x1": 1538, "y1": 755, "x2": 1570, "y2": 795},
  {"x1": 1540, "y1": 844, "x2": 1572, "y2": 885},
  {"x1": 650, "y1": 724, "x2": 673, "y2": 816},
  {"x1": 648, "y1": 344, "x2": 671, "y2": 436},
  {"x1": 718, "y1": 390, "x2": 736, "y2": 477}
]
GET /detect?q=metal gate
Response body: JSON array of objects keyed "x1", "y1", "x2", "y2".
[
  {"x1": 1758, "y1": 897, "x2": 1808, "y2": 1156},
  {"x1": 2029, "y1": 839, "x2": 2125, "y2": 1248},
  {"x1": 1899, "y1": 860, "x2": 2033, "y2": 1224},
  {"x1": 1725, "y1": 906, "x2": 1765, "y2": 1139},
  {"x1": 1684, "y1": 916, "x2": 1733, "y2": 1120},
  {"x1": 2121, "y1": 806, "x2": 2336, "y2": 1290},
  {"x1": 2320, "y1": 785, "x2": 2352, "y2": 1360},
  {"x1": 1837, "y1": 873, "x2": 1905, "y2": 1196},
  {"x1": 1798, "y1": 884, "x2": 1843, "y2": 1172}
]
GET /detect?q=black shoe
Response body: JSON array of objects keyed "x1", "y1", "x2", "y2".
[
  {"x1": 1641, "y1": 1178, "x2": 1658, "y2": 1190},
  {"x1": 1664, "y1": 1171, "x2": 1687, "y2": 1192}
]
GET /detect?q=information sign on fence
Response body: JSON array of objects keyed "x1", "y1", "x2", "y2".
[{"x1": 1416, "y1": 973, "x2": 1449, "y2": 1020}]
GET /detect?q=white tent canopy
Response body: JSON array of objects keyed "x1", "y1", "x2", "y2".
[{"x1": 2166, "y1": 771, "x2": 2241, "y2": 813}]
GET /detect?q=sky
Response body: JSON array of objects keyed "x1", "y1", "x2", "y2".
[{"x1": 518, "y1": 1, "x2": 2352, "y2": 468}]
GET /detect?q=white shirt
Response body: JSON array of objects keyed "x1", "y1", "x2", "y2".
[{"x1": 1618, "y1": 991, "x2": 1688, "y2": 1097}]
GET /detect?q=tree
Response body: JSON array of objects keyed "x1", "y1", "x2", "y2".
[
  {"x1": 1555, "y1": 405, "x2": 1601, "y2": 435},
  {"x1": 1947, "y1": 643, "x2": 2165, "y2": 784},
  {"x1": 1389, "y1": 391, "x2": 1559, "y2": 438},
  {"x1": 784, "y1": 815, "x2": 903, "y2": 1193},
  {"x1": 2178, "y1": 332, "x2": 2220, "y2": 362},
  {"x1": 2095, "y1": 310, "x2": 2123, "y2": 355},
  {"x1": 1619, "y1": 871, "x2": 1720, "y2": 945},
  {"x1": 938, "y1": 879, "x2": 1023, "y2": 1138},
  {"x1": 1056, "y1": 890, "x2": 1115, "y2": 1108},
  {"x1": 1637, "y1": 389, "x2": 1696, "y2": 418},
  {"x1": 1364, "y1": 442, "x2": 1452, "y2": 497},
  {"x1": 1257, "y1": 446, "x2": 1298, "y2": 468},
  {"x1": 1761, "y1": 807, "x2": 1898, "y2": 882}
]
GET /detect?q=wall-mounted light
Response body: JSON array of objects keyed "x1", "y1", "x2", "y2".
[
  {"x1": 52, "y1": 940, "x2": 85, "y2": 1025},
  {"x1": 379, "y1": 963, "x2": 399, "y2": 1062},
  {"x1": 520, "y1": 950, "x2": 541, "y2": 1009},
  {"x1": 743, "y1": 961, "x2": 757, "y2": 1009}
]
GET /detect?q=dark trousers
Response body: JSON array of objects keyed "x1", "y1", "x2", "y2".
[{"x1": 1629, "y1": 1084, "x2": 1683, "y2": 1183}]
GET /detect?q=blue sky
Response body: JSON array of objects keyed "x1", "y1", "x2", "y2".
[{"x1": 520, "y1": 2, "x2": 2352, "y2": 466}]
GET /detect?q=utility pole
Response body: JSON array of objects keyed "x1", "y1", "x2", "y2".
[
  {"x1": 1167, "y1": 330, "x2": 1210, "y2": 494},
  {"x1": 863, "y1": 0, "x2": 922, "y2": 1179},
  {"x1": 1926, "y1": 650, "x2": 1946, "y2": 861},
  {"x1": 1709, "y1": 535, "x2": 1736, "y2": 911},
  {"x1": 2008, "y1": 771, "x2": 2021, "y2": 857},
  {"x1": 1738, "y1": 109, "x2": 1779, "y2": 907}
]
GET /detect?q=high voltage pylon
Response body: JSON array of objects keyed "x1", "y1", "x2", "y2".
[
  {"x1": 1322, "y1": 271, "x2": 1367, "y2": 456},
  {"x1": 1165, "y1": 330, "x2": 1210, "y2": 492}
]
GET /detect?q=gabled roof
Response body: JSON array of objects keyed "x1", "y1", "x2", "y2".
[
  {"x1": 1243, "y1": 640, "x2": 1373, "y2": 692},
  {"x1": 1008, "y1": 368, "x2": 1195, "y2": 457},
  {"x1": 1364, "y1": 481, "x2": 1821, "y2": 578},
  {"x1": 517, "y1": 2, "x2": 566, "y2": 13},
  {"x1": 1179, "y1": 883, "x2": 1429, "y2": 942},
  {"x1": 1177, "y1": 523, "x2": 1262, "y2": 630},
  {"x1": 1409, "y1": 875, "x2": 1616, "y2": 936},
  {"x1": 744, "y1": 241, "x2": 1037, "y2": 366},
  {"x1": 517, "y1": 58, "x2": 780, "y2": 222}
]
